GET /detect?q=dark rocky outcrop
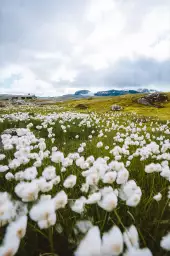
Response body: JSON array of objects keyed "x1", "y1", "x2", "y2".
[
  {"x1": 75, "y1": 103, "x2": 88, "y2": 109},
  {"x1": 0, "y1": 102, "x2": 6, "y2": 108},
  {"x1": 137, "y1": 93, "x2": 168, "y2": 107},
  {"x1": 111, "y1": 105, "x2": 123, "y2": 111}
]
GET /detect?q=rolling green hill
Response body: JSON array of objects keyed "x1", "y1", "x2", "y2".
[{"x1": 58, "y1": 92, "x2": 170, "y2": 120}]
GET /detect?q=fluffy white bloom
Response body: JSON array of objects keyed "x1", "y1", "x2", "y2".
[
  {"x1": 145, "y1": 163, "x2": 162, "y2": 173},
  {"x1": 39, "y1": 181, "x2": 53, "y2": 193},
  {"x1": 5, "y1": 172, "x2": 14, "y2": 180},
  {"x1": 0, "y1": 236, "x2": 20, "y2": 256},
  {"x1": 78, "y1": 147, "x2": 84, "y2": 153},
  {"x1": 116, "y1": 168, "x2": 129, "y2": 184},
  {"x1": 103, "y1": 171, "x2": 117, "y2": 184},
  {"x1": 75, "y1": 226, "x2": 101, "y2": 256},
  {"x1": 101, "y1": 226, "x2": 124, "y2": 255},
  {"x1": 124, "y1": 248, "x2": 153, "y2": 256},
  {"x1": 15, "y1": 182, "x2": 39, "y2": 202},
  {"x1": 86, "y1": 192, "x2": 101, "y2": 204},
  {"x1": 63, "y1": 175, "x2": 77, "y2": 188},
  {"x1": 0, "y1": 165, "x2": 9, "y2": 172},
  {"x1": 30, "y1": 198, "x2": 56, "y2": 229},
  {"x1": 75, "y1": 220, "x2": 93, "y2": 234},
  {"x1": 51, "y1": 151, "x2": 64, "y2": 163},
  {"x1": 160, "y1": 232, "x2": 170, "y2": 251},
  {"x1": 81, "y1": 183, "x2": 89, "y2": 193},
  {"x1": 0, "y1": 154, "x2": 6, "y2": 160},
  {"x1": 71, "y1": 197, "x2": 86, "y2": 214},
  {"x1": 15, "y1": 171, "x2": 24, "y2": 181},
  {"x1": 5, "y1": 215, "x2": 27, "y2": 240},
  {"x1": 42, "y1": 166, "x2": 56, "y2": 180},
  {"x1": 8, "y1": 159, "x2": 21, "y2": 169},
  {"x1": 53, "y1": 191, "x2": 68, "y2": 209},
  {"x1": 51, "y1": 176, "x2": 61, "y2": 185},
  {"x1": 119, "y1": 179, "x2": 142, "y2": 207},
  {"x1": 23, "y1": 166, "x2": 38, "y2": 180},
  {"x1": 86, "y1": 156, "x2": 95, "y2": 165},
  {"x1": 0, "y1": 192, "x2": 16, "y2": 225},
  {"x1": 86, "y1": 173, "x2": 99, "y2": 186},
  {"x1": 126, "y1": 194, "x2": 141, "y2": 207},
  {"x1": 97, "y1": 141, "x2": 103, "y2": 148},
  {"x1": 123, "y1": 225, "x2": 139, "y2": 249},
  {"x1": 98, "y1": 191, "x2": 118, "y2": 211},
  {"x1": 153, "y1": 192, "x2": 162, "y2": 201}
]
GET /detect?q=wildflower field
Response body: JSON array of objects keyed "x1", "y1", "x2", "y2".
[{"x1": 0, "y1": 103, "x2": 170, "y2": 256}]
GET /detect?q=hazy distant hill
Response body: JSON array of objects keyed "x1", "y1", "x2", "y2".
[{"x1": 0, "y1": 89, "x2": 158, "y2": 101}]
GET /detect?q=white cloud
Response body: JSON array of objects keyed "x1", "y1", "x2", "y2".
[{"x1": 0, "y1": 0, "x2": 170, "y2": 95}]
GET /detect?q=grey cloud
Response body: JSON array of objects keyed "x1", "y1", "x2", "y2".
[
  {"x1": 0, "y1": 0, "x2": 170, "y2": 94},
  {"x1": 69, "y1": 58, "x2": 170, "y2": 90}
]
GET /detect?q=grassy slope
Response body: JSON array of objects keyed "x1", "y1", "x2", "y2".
[{"x1": 58, "y1": 92, "x2": 170, "y2": 120}]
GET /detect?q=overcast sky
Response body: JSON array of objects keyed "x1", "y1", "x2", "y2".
[{"x1": 0, "y1": 0, "x2": 170, "y2": 96}]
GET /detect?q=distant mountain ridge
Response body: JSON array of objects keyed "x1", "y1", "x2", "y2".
[
  {"x1": 74, "y1": 88, "x2": 158, "y2": 97},
  {"x1": 0, "y1": 89, "x2": 158, "y2": 101}
]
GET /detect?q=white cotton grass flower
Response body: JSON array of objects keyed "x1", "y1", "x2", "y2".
[
  {"x1": 102, "y1": 171, "x2": 117, "y2": 184},
  {"x1": 80, "y1": 183, "x2": 89, "y2": 193},
  {"x1": 39, "y1": 181, "x2": 53, "y2": 193},
  {"x1": 5, "y1": 215, "x2": 27, "y2": 240},
  {"x1": 63, "y1": 175, "x2": 77, "y2": 188},
  {"x1": 116, "y1": 168, "x2": 129, "y2": 184},
  {"x1": 119, "y1": 180, "x2": 142, "y2": 207},
  {"x1": 124, "y1": 247, "x2": 153, "y2": 256},
  {"x1": 15, "y1": 181, "x2": 39, "y2": 202},
  {"x1": 101, "y1": 226, "x2": 124, "y2": 256},
  {"x1": 71, "y1": 196, "x2": 86, "y2": 214},
  {"x1": 61, "y1": 167, "x2": 66, "y2": 172},
  {"x1": 86, "y1": 173, "x2": 99, "y2": 186},
  {"x1": 29, "y1": 198, "x2": 56, "y2": 229},
  {"x1": 123, "y1": 225, "x2": 139, "y2": 249},
  {"x1": 160, "y1": 232, "x2": 170, "y2": 251},
  {"x1": 145, "y1": 163, "x2": 162, "y2": 173},
  {"x1": 0, "y1": 165, "x2": 9, "y2": 172},
  {"x1": 8, "y1": 159, "x2": 21, "y2": 169},
  {"x1": 75, "y1": 220, "x2": 93, "y2": 234},
  {"x1": 0, "y1": 192, "x2": 16, "y2": 226},
  {"x1": 15, "y1": 171, "x2": 24, "y2": 181},
  {"x1": 98, "y1": 191, "x2": 118, "y2": 212},
  {"x1": 34, "y1": 159, "x2": 42, "y2": 167},
  {"x1": 51, "y1": 176, "x2": 61, "y2": 185},
  {"x1": 86, "y1": 192, "x2": 101, "y2": 204},
  {"x1": 78, "y1": 147, "x2": 84, "y2": 153},
  {"x1": 53, "y1": 190, "x2": 68, "y2": 210},
  {"x1": 5, "y1": 172, "x2": 14, "y2": 181},
  {"x1": 153, "y1": 192, "x2": 162, "y2": 201},
  {"x1": 0, "y1": 154, "x2": 6, "y2": 160},
  {"x1": 74, "y1": 226, "x2": 101, "y2": 256},
  {"x1": 42, "y1": 166, "x2": 56, "y2": 180},
  {"x1": 97, "y1": 141, "x2": 103, "y2": 148},
  {"x1": 0, "y1": 235, "x2": 20, "y2": 256},
  {"x1": 23, "y1": 166, "x2": 38, "y2": 180},
  {"x1": 51, "y1": 151, "x2": 64, "y2": 163}
]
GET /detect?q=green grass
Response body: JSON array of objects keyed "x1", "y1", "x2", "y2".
[
  {"x1": 57, "y1": 92, "x2": 170, "y2": 120},
  {"x1": 0, "y1": 98, "x2": 170, "y2": 255}
]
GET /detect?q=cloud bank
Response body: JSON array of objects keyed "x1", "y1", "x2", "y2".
[{"x1": 0, "y1": 0, "x2": 170, "y2": 96}]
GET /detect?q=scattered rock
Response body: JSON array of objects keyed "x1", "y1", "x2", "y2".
[
  {"x1": 0, "y1": 102, "x2": 6, "y2": 108},
  {"x1": 137, "y1": 93, "x2": 168, "y2": 107},
  {"x1": 75, "y1": 104, "x2": 88, "y2": 109},
  {"x1": 111, "y1": 105, "x2": 123, "y2": 111},
  {"x1": 137, "y1": 98, "x2": 152, "y2": 106}
]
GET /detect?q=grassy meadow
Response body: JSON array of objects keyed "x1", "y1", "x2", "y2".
[{"x1": 0, "y1": 93, "x2": 170, "y2": 256}]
